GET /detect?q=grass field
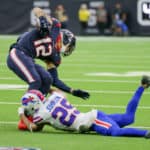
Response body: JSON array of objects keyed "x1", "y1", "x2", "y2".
[{"x1": 1, "y1": 36, "x2": 150, "y2": 150}]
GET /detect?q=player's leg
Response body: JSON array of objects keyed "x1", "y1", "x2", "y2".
[
  {"x1": 91, "y1": 111, "x2": 148, "y2": 137},
  {"x1": 91, "y1": 111, "x2": 118, "y2": 135},
  {"x1": 7, "y1": 48, "x2": 42, "y2": 91},
  {"x1": 107, "y1": 76, "x2": 150, "y2": 127},
  {"x1": 111, "y1": 127, "x2": 148, "y2": 137},
  {"x1": 107, "y1": 86, "x2": 144, "y2": 127},
  {"x1": 35, "y1": 64, "x2": 53, "y2": 95}
]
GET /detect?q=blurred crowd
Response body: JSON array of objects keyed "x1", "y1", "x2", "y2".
[
  {"x1": 78, "y1": 2, "x2": 129, "y2": 36},
  {"x1": 53, "y1": 2, "x2": 129, "y2": 36}
]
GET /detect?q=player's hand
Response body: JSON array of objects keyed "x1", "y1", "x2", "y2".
[
  {"x1": 39, "y1": 16, "x2": 51, "y2": 37},
  {"x1": 72, "y1": 89, "x2": 90, "y2": 100},
  {"x1": 18, "y1": 107, "x2": 24, "y2": 116}
]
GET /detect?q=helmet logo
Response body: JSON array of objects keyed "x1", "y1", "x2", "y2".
[{"x1": 22, "y1": 96, "x2": 34, "y2": 105}]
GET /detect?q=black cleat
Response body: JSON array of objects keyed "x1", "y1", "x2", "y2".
[
  {"x1": 141, "y1": 75, "x2": 150, "y2": 88},
  {"x1": 145, "y1": 131, "x2": 150, "y2": 139}
]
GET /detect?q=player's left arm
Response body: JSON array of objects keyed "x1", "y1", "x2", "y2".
[{"x1": 46, "y1": 62, "x2": 90, "y2": 100}]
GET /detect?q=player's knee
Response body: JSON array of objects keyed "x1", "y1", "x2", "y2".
[
  {"x1": 29, "y1": 79, "x2": 42, "y2": 90},
  {"x1": 127, "y1": 116, "x2": 135, "y2": 124},
  {"x1": 119, "y1": 114, "x2": 135, "y2": 126},
  {"x1": 124, "y1": 115, "x2": 135, "y2": 125}
]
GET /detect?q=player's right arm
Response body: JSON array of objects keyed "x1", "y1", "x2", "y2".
[{"x1": 18, "y1": 107, "x2": 44, "y2": 132}]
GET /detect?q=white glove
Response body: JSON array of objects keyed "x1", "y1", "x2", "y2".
[{"x1": 18, "y1": 107, "x2": 24, "y2": 115}]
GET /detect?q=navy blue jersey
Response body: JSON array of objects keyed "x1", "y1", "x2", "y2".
[
  {"x1": 15, "y1": 29, "x2": 61, "y2": 66},
  {"x1": 11, "y1": 18, "x2": 61, "y2": 66},
  {"x1": 16, "y1": 29, "x2": 43, "y2": 58}
]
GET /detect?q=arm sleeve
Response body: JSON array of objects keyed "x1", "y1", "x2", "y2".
[
  {"x1": 51, "y1": 18, "x2": 61, "y2": 43},
  {"x1": 48, "y1": 68, "x2": 71, "y2": 93}
]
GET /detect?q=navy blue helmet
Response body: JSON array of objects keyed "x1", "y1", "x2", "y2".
[{"x1": 61, "y1": 29, "x2": 76, "y2": 56}]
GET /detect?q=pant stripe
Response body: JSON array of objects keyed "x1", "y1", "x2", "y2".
[
  {"x1": 94, "y1": 119, "x2": 112, "y2": 129},
  {"x1": 10, "y1": 48, "x2": 35, "y2": 83}
]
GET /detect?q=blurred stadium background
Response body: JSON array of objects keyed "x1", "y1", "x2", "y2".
[
  {"x1": 1, "y1": 0, "x2": 150, "y2": 150},
  {"x1": 1, "y1": 0, "x2": 150, "y2": 36}
]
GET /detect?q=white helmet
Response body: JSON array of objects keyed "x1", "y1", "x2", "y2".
[{"x1": 21, "y1": 90, "x2": 45, "y2": 116}]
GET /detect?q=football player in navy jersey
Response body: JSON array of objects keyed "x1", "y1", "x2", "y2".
[{"x1": 7, "y1": 7, "x2": 89, "y2": 99}]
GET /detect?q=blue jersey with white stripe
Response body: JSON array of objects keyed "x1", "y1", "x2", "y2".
[{"x1": 12, "y1": 18, "x2": 61, "y2": 66}]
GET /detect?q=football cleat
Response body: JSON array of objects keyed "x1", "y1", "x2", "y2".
[
  {"x1": 145, "y1": 131, "x2": 150, "y2": 139},
  {"x1": 141, "y1": 75, "x2": 150, "y2": 88}
]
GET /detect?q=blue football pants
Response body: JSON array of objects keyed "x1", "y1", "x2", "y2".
[
  {"x1": 7, "y1": 48, "x2": 52, "y2": 95},
  {"x1": 92, "y1": 86, "x2": 147, "y2": 137}
]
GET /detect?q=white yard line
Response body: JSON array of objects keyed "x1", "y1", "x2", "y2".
[
  {"x1": 0, "y1": 77, "x2": 18, "y2": 80},
  {"x1": 1, "y1": 64, "x2": 150, "y2": 70},
  {"x1": 86, "y1": 71, "x2": 150, "y2": 77},
  {"x1": 0, "y1": 78, "x2": 138, "y2": 83},
  {"x1": 62, "y1": 79, "x2": 138, "y2": 83},
  {"x1": 0, "y1": 121, "x2": 17, "y2": 125},
  {"x1": 1, "y1": 84, "x2": 150, "y2": 94},
  {"x1": 2, "y1": 88, "x2": 150, "y2": 95},
  {"x1": 0, "y1": 101, "x2": 150, "y2": 110},
  {"x1": 0, "y1": 102, "x2": 20, "y2": 105},
  {"x1": 0, "y1": 84, "x2": 27, "y2": 90},
  {"x1": 74, "y1": 104, "x2": 150, "y2": 109}
]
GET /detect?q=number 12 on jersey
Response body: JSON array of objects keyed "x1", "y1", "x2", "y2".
[{"x1": 34, "y1": 37, "x2": 52, "y2": 57}]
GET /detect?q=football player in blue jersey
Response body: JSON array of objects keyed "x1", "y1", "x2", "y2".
[
  {"x1": 7, "y1": 7, "x2": 89, "y2": 99},
  {"x1": 18, "y1": 75, "x2": 150, "y2": 138}
]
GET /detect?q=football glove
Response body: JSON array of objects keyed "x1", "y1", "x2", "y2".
[
  {"x1": 72, "y1": 89, "x2": 90, "y2": 100},
  {"x1": 39, "y1": 16, "x2": 51, "y2": 37}
]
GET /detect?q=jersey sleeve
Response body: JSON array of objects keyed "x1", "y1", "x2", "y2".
[
  {"x1": 33, "y1": 115, "x2": 44, "y2": 124},
  {"x1": 43, "y1": 50, "x2": 61, "y2": 67},
  {"x1": 51, "y1": 18, "x2": 61, "y2": 44}
]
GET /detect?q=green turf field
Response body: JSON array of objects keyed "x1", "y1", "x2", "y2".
[{"x1": 1, "y1": 36, "x2": 150, "y2": 150}]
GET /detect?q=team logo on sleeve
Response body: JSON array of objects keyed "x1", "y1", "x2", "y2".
[{"x1": 137, "y1": 0, "x2": 150, "y2": 26}]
